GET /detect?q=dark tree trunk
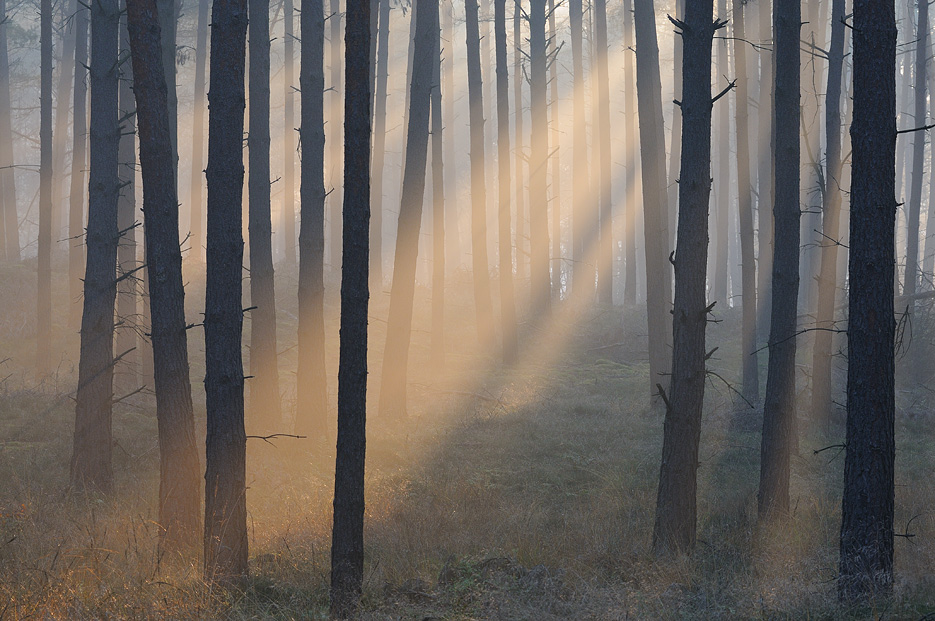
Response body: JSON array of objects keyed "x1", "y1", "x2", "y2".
[
  {"x1": 68, "y1": 0, "x2": 89, "y2": 326},
  {"x1": 329, "y1": 0, "x2": 370, "y2": 613},
  {"x1": 569, "y1": 0, "x2": 588, "y2": 298},
  {"x1": 513, "y1": 0, "x2": 525, "y2": 291},
  {"x1": 126, "y1": 0, "x2": 202, "y2": 546},
  {"x1": 71, "y1": 0, "x2": 120, "y2": 491},
  {"x1": 548, "y1": 0, "x2": 561, "y2": 300},
  {"x1": 282, "y1": 0, "x2": 296, "y2": 264},
  {"x1": 203, "y1": 0, "x2": 248, "y2": 582},
  {"x1": 652, "y1": 6, "x2": 721, "y2": 555},
  {"x1": 378, "y1": 0, "x2": 435, "y2": 420},
  {"x1": 633, "y1": 0, "x2": 672, "y2": 400},
  {"x1": 732, "y1": 0, "x2": 758, "y2": 405},
  {"x1": 465, "y1": 0, "x2": 496, "y2": 344},
  {"x1": 756, "y1": 0, "x2": 773, "y2": 340},
  {"x1": 666, "y1": 0, "x2": 683, "y2": 249},
  {"x1": 369, "y1": 0, "x2": 389, "y2": 287},
  {"x1": 116, "y1": 11, "x2": 138, "y2": 395},
  {"x1": 431, "y1": 5, "x2": 446, "y2": 368},
  {"x1": 810, "y1": 0, "x2": 846, "y2": 424},
  {"x1": 622, "y1": 0, "x2": 636, "y2": 306},
  {"x1": 594, "y1": 0, "x2": 611, "y2": 306},
  {"x1": 839, "y1": 0, "x2": 896, "y2": 601},
  {"x1": 758, "y1": 0, "x2": 801, "y2": 519},
  {"x1": 37, "y1": 0, "x2": 53, "y2": 377},
  {"x1": 528, "y1": 0, "x2": 550, "y2": 315},
  {"x1": 328, "y1": 0, "x2": 342, "y2": 274},
  {"x1": 189, "y1": 0, "x2": 209, "y2": 263},
  {"x1": 296, "y1": 0, "x2": 328, "y2": 439},
  {"x1": 495, "y1": 0, "x2": 516, "y2": 362},
  {"x1": 248, "y1": 0, "x2": 282, "y2": 431},
  {"x1": 0, "y1": 0, "x2": 17, "y2": 262},
  {"x1": 903, "y1": 0, "x2": 926, "y2": 298},
  {"x1": 157, "y1": 0, "x2": 177, "y2": 180}
]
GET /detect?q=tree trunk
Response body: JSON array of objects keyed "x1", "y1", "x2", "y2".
[
  {"x1": 569, "y1": 0, "x2": 587, "y2": 298},
  {"x1": 732, "y1": 0, "x2": 758, "y2": 405},
  {"x1": 248, "y1": 0, "x2": 282, "y2": 432},
  {"x1": 652, "y1": 5, "x2": 721, "y2": 555},
  {"x1": 666, "y1": 0, "x2": 683, "y2": 250},
  {"x1": 443, "y1": 0, "x2": 460, "y2": 274},
  {"x1": 157, "y1": 0, "x2": 177, "y2": 185},
  {"x1": 71, "y1": 0, "x2": 120, "y2": 491},
  {"x1": 203, "y1": 0, "x2": 248, "y2": 582},
  {"x1": 594, "y1": 0, "x2": 611, "y2": 306},
  {"x1": 839, "y1": 0, "x2": 896, "y2": 601},
  {"x1": 758, "y1": 0, "x2": 800, "y2": 519},
  {"x1": 126, "y1": 0, "x2": 202, "y2": 546},
  {"x1": 903, "y1": 0, "x2": 927, "y2": 298},
  {"x1": 370, "y1": 0, "x2": 389, "y2": 287},
  {"x1": 329, "y1": 0, "x2": 370, "y2": 612},
  {"x1": 296, "y1": 0, "x2": 328, "y2": 439},
  {"x1": 52, "y1": 0, "x2": 77, "y2": 254},
  {"x1": 37, "y1": 0, "x2": 53, "y2": 377},
  {"x1": 431, "y1": 5, "x2": 446, "y2": 368},
  {"x1": 282, "y1": 0, "x2": 297, "y2": 264},
  {"x1": 633, "y1": 0, "x2": 671, "y2": 400},
  {"x1": 756, "y1": 0, "x2": 773, "y2": 341},
  {"x1": 329, "y1": 0, "x2": 342, "y2": 274},
  {"x1": 465, "y1": 0, "x2": 496, "y2": 344},
  {"x1": 622, "y1": 0, "x2": 636, "y2": 306},
  {"x1": 189, "y1": 0, "x2": 209, "y2": 263},
  {"x1": 116, "y1": 10, "x2": 139, "y2": 396},
  {"x1": 810, "y1": 0, "x2": 846, "y2": 425},
  {"x1": 548, "y1": 0, "x2": 561, "y2": 300},
  {"x1": 379, "y1": 0, "x2": 435, "y2": 420},
  {"x1": 712, "y1": 0, "x2": 729, "y2": 305},
  {"x1": 513, "y1": 0, "x2": 525, "y2": 291},
  {"x1": 495, "y1": 0, "x2": 516, "y2": 362},
  {"x1": 528, "y1": 0, "x2": 550, "y2": 315},
  {"x1": 68, "y1": 0, "x2": 89, "y2": 326},
  {"x1": 0, "y1": 0, "x2": 17, "y2": 262}
]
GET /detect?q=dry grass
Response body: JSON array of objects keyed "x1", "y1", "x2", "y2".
[{"x1": 1, "y1": 263, "x2": 935, "y2": 619}]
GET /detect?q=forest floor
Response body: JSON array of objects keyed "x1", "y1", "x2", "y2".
[{"x1": 1, "y1": 260, "x2": 934, "y2": 619}]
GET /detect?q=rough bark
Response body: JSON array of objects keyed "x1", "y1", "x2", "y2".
[
  {"x1": 652, "y1": 7, "x2": 721, "y2": 555},
  {"x1": 203, "y1": 0, "x2": 248, "y2": 582},
  {"x1": 839, "y1": 0, "x2": 896, "y2": 601},
  {"x1": 248, "y1": 0, "x2": 282, "y2": 431},
  {"x1": 329, "y1": 0, "x2": 370, "y2": 613},
  {"x1": 283, "y1": 0, "x2": 297, "y2": 264},
  {"x1": 189, "y1": 0, "x2": 209, "y2": 263},
  {"x1": 126, "y1": 0, "x2": 202, "y2": 546},
  {"x1": 495, "y1": 0, "x2": 516, "y2": 362},
  {"x1": 378, "y1": 0, "x2": 435, "y2": 420},
  {"x1": 68, "y1": 0, "x2": 89, "y2": 324},
  {"x1": 296, "y1": 0, "x2": 328, "y2": 439},
  {"x1": 71, "y1": 0, "x2": 120, "y2": 491},
  {"x1": 633, "y1": 0, "x2": 672, "y2": 400},
  {"x1": 529, "y1": 0, "x2": 550, "y2": 315},
  {"x1": 732, "y1": 0, "x2": 758, "y2": 405},
  {"x1": 810, "y1": 0, "x2": 846, "y2": 424},
  {"x1": 465, "y1": 0, "x2": 496, "y2": 344},
  {"x1": 758, "y1": 0, "x2": 800, "y2": 519},
  {"x1": 37, "y1": 0, "x2": 52, "y2": 377}
]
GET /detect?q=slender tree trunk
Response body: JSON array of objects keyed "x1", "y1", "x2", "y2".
[
  {"x1": 756, "y1": 0, "x2": 773, "y2": 340},
  {"x1": 569, "y1": 0, "x2": 587, "y2": 298},
  {"x1": 633, "y1": 0, "x2": 671, "y2": 400},
  {"x1": 443, "y1": 0, "x2": 459, "y2": 274},
  {"x1": 330, "y1": 0, "x2": 370, "y2": 612},
  {"x1": 903, "y1": 0, "x2": 927, "y2": 298},
  {"x1": 528, "y1": 0, "x2": 550, "y2": 315},
  {"x1": 68, "y1": 0, "x2": 89, "y2": 326},
  {"x1": 157, "y1": 0, "x2": 177, "y2": 184},
  {"x1": 116, "y1": 11, "x2": 138, "y2": 395},
  {"x1": 52, "y1": 0, "x2": 77, "y2": 252},
  {"x1": 126, "y1": 0, "x2": 201, "y2": 546},
  {"x1": 594, "y1": 0, "x2": 611, "y2": 305},
  {"x1": 495, "y1": 0, "x2": 516, "y2": 362},
  {"x1": 370, "y1": 0, "x2": 389, "y2": 287},
  {"x1": 733, "y1": 0, "x2": 758, "y2": 405},
  {"x1": 189, "y1": 0, "x2": 209, "y2": 263},
  {"x1": 71, "y1": 0, "x2": 120, "y2": 491},
  {"x1": 283, "y1": 0, "x2": 297, "y2": 264},
  {"x1": 713, "y1": 0, "x2": 729, "y2": 305},
  {"x1": 0, "y1": 0, "x2": 17, "y2": 262},
  {"x1": 548, "y1": 0, "x2": 561, "y2": 299},
  {"x1": 329, "y1": 0, "x2": 343, "y2": 274},
  {"x1": 248, "y1": 0, "x2": 282, "y2": 431},
  {"x1": 379, "y1": 0, "x2": 435, "y2": 420},
  {"x1": 37, "y1": 0, "x2": 53, "y2": 377},
  {"x1": 203, "y1": 0, "x2": 248, "y2": 582},
  {"x1": 758, "y1": 0, "x2": 801, "y2": 519},
  {"x1": 296, "y1": 0, "x2": 328, "y2": 439},
  {"x1": 465, "y1": 0, "x2": 496, "y2": 344},
  {"x1": 666, "y1": 0, "x2": 683, "y2": 249},
  {"x1": 431, "y1": 5, "x2": 446, "y2": 368},
  {"x1": 622, "y1": 0, "x2": 636, "y2": 306},
  {"x1": 839, "y1": 0, "x2": 896, "y2": 601},
  {"x1": 810, "y1": 0, "x2": 846, "y2": 425},
  {"x1": 652, "y1": 5, "x2": 721, "y2": 555},
  {"x1": 513, "y1": 0, "x2": 525, "y2": 291}
]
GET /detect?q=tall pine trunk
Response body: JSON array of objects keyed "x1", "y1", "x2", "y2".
[
  {"x1": 594, "y1": 0, "x2": 611, "y2": 305},
  {"x1": 622, "y1": 0, "x2": 636, "y2": 306},
  {"x1": 203, "y1": 0, "x2": 249, "y2": 581},
  {"x1": 37, "y1": 0, "x2": 52, "y2": 377},
  {"x1": 188, "y1": 0, "x2": 209, "y2": 263},
  {"x1": 68, "y1": 0, "x2": 88, "y2": 324},
  {"x1": 839, "y1": 0, "x2": 896, "y2": 601},
  {"x1": 513, "y1": 0, "x2": 525, "y2": 291},
  {"x1": 712, "y1": 0, "x2": 729, "y2": 305},
  {"x1": 282, "y1": 0, "x2": 296, "y2": 264},
  {"x1": 528, "y1": 0, "x2": 550, "y2": 315},
  {"x1": 903, "y1": 0, "x2": 927, "y2": 298},
  {"x1": 0, "y1": 0, "x2": 17, "y2": 262},
  {"x1": 71, "y1": 0, "x2": 120, "y2": 491},
  {"x1": 495, "y1": 0, "x2": 516, "y2": 362},
  {"x1": 758, "y1": 0, "x2": 801, "y2": 519},
  {"x1": 569, "y1": 0, "x2": 587, "y2": 298},
  {"x1": 51, "y1": 0, "x2": 77, "y2": 253},
  {"x1": 431, "y1": 5, "x2": 446, "y2": 368},
  {"x1": 756, "y1": 0, "x2": 773, "y2": 340},
  {"x1": 548, "y1": 0, "x2": 561, "y2": 299},
  {"x1": 328, "y1": 0, "x2": 342, "y2": 274},
  {"x1": 369, "y1": 0, "x2": 390, "y2": 286}
]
